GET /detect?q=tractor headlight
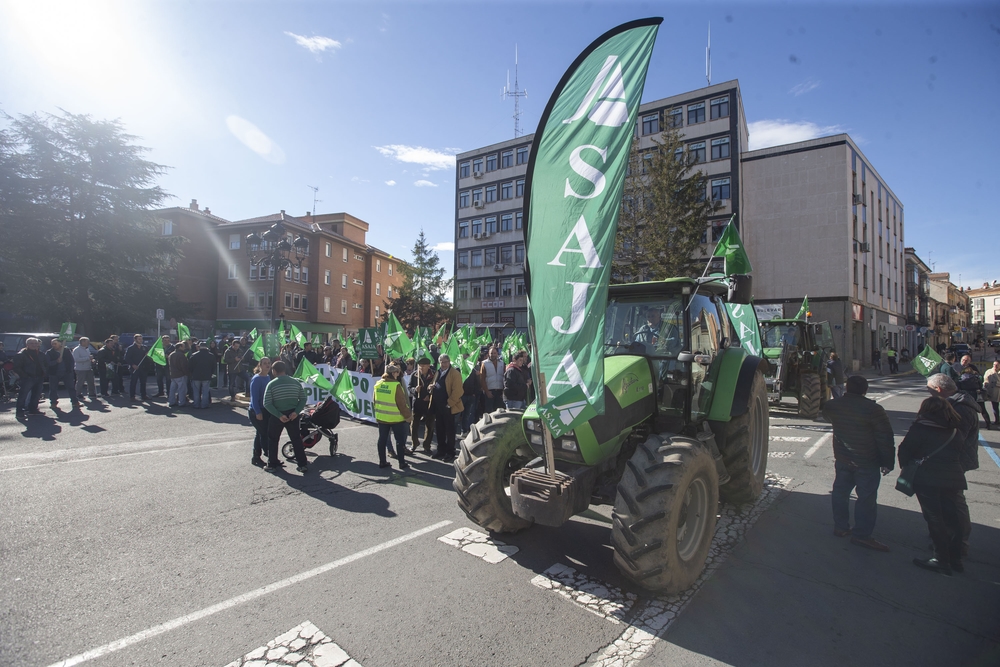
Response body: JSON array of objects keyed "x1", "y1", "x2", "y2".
[
  {"x1": 529, "y1": 433, "x2": 543, "y2": 446},
  {"x1": 560, "y1": 438, "x2": 578, "y2": 452},
  {"x1": 525, "y1": 419, "x2": 539, "y2": 432}
]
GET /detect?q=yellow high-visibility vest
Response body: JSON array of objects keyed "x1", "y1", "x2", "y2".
[{"x1": 374, "y1": 380, "x2": 404, "y2": 423}]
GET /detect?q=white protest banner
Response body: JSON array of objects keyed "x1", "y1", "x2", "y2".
[{"x1": 300, "y1": 364, "x2": 377, "y2": 423}]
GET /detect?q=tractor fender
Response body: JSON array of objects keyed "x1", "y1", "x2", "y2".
[{"x1": 707, "y1": 351, "x2": 768, "y2": 421}]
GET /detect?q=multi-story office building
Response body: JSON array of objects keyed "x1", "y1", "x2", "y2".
[
  {"x1": 903, "y1": 248, "x2": 933, "y2": 354},
  {"x1": 967, "y1": 281, "x2": 1000, "y2": 341},
  {"x1": 452, "y1": 81, "x2": 748, "y2": 329},
  {"x1": 742, "y1": 134, "x2": 906, "y2": 370}
]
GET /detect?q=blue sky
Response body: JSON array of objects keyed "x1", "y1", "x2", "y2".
[{"x1": 1, "y1": 1, "x2": 997, "y2": 288}]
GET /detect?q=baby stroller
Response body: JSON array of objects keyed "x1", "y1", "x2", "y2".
[
  {"x1": 282, "y1": 396, "x2": 341, "y2": 460},
  {"x1": 1, "y1": 362, "x2": 18, "y2": 403}
]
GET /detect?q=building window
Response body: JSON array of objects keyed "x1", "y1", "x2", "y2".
[
  {"x1": 325, "y1": 270, "x2": 331, "y2": 285},
  {"x1": 516, "y1": 146, "x2": 529, "y2": 164},
  {"x1": 485, "y1": 247, "x2": 496, "y2": 266},
  {"x1": 486, "y1": 185, "x2": 497, "y2": 203},
  {"x1": 854, "y1": 259, "x2": 858, "y2": 285},
  {"x1": 226, "y1": 292, "x2": 237, "y2": 308},
  {"x1": 500, "y1": 246, "x2": 512, "y2": 264},
  {"x1": 301, "y1": 295, "x2": 308, "y2": 311},
  {"x1": 501, "y1": 182, "x2": 513, "y2": 199},
  {"x1": 259, "y1": 292, "x2": 266, "y2": 309},
  {"x1": 249, "y1": 265, "x2": 258, "y2": 281},
  {"x1": 486, "y1": 154, "x2": 497, "y2": 171},
  {"x1": 515, "y1": 244, "x2": 524, "y2": 263},
  {"x1": 388, "y1": 264, "x2": 393, "y2": 276},
  {"x1": 376, "y1": 259, "x2": 381, "y2": 273},
  {"x1": 689, "y1": 142, "x2": 706, "y2": 163},
  {"x1": 711, "y1": 178, "x2": 731, "y2": 200},
  {"x1": 247, "y1": 293, "x2": 256, "y2": 309},
  {"x1": 376, "y1": 282, "x2": 381, "y2": 296},
  {"x1": 471, "y1": 282, "x2": 482, "y2": 298},
  {"x1": 485, "y1": 217, "x2": 497, "y2": 234},
  {"x1": 710, "y1": 96, "x2": 729, "y2": 119},
  {"x1": 293, "y1": 266, "x2": 300, "y2": 282},
  {"x1": 501, "y1": 214, "x2": 512, "y2": 232},
  {"x1": 515, "y1": 212, "x2": 523, "y2": 229},
  {"x1": 285, "y1": 292, "x2": 292, "y2": 308},
  {"x1": 666, "y1": 107, "x2": 683, "y2": 128},
  {"x1": 471, "y1": 219, "x2": 482, "y2": 236},
  {"x1": 687, "y1": 102, "x2": 705, "y2": 124},
  {"x1": 460, "y1": 162, "x2": 471, "y2": 178},
  {"x1": 459, "y1": 221, "x2": 469, "y2": 238},
  {"x1": 342, "y1": 274, "x2": 347, "y2": 289},
  {"x1": 500, "y1": 279, "x2": 512, "y2": 296},
  {"x1": 343, "y1": 247, "x2": 348, "y2": 262},
  {"x1": 501, "y1": 150, "x2": 513, "y2": 168},
  {"x1": 325, "y1": 242, "x2": 332, "y2": 257},
  {"x1": 161, "y1": 220, "x2": 173, "y2": 236},
  {"x1": 484, "y1": 281, "x2": 497, "y2": 298},
  {"x1": 711, "y1": 219, "x2": 728, "y2": 241},
  {"x1": 471, "y1": 250, "x2": 483, "y2": 267},
  {"x1": 324, "y1": 296, "x2": 331, "y2": 313},
  {"x1": 515, "y1": 279, "x2": 526, "y2": 296},
  {"x1": 388, "y1": 286, "x2": 393, "y2": 298},
  {"x1": 515, "y1": 179, "x2": 524, "y2": 197},
  {"x1": 293, "y1": 294, "x2": 300, "y2": 310},
  {"x1": 458, "y1": 282, "x2": 469, "y2": 299},
  {"x1": 641, "y1": 113, "x2": 659, "y2": 135},
  {"x1": 374, "y1": 306, "x2": 379, "y2": 321},
  {"x1": 472, "y1": 188, "x2": 482, "y2": 204},
  {"x1": 341, "y1": 299, "x2": 347, "y2": 315},
  {"x1": 229, "y1": 233, "x2": 241, "y2": 250},
  {"x1": 353, "y1": 278, "x2": 364, "y2": 286},
  {"x1": 458, "y1": 252, "x2": 468, "y2": 268},
  {"x1": 228, "y1": 264, "x2": 238, "y2": 279},
  {"x1": 301, "y1": 267, "x2": 308, "y2": 284},
  {"x1": 459, "y1": 191, "x2": 470, "y2": 208},
  {"x1": 473, "y1": 158, "x2": 483, "y2": 173},
  {"x1": 711, "y1": 137, "x2": 730, "y2": 160},
  {"x1": 355, "y1": 253, "x2": 364, "y2": 261}
]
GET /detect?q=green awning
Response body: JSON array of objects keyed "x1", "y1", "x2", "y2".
[{"x1": 215, "y1": 319, "x2": 272, "y2": 331}]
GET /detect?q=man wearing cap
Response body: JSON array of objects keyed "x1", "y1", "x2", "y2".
[
  {"x1": 374, "y1": 364, "x2": 413, "y2": 470},
  {"x1": 408, "y1": 357, "x2": 437, "y2": 454}
]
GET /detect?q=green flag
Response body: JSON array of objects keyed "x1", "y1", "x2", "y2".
[
  {"x1": 356, "y1": 328, "x2": 381, "y2": 359},
  {"x1": 332, "y1": 368, "x2": 360, "y2": 413},
  {"x1": 385, "y1": 312, "x2": 415, "y2": 357},
  {"x1": 311, "y1": 333, "x2": 323, "y2": 346},
  {"x1": 443, "y1": 336, "x2": 462, "y2": 371},
  {"x1": 536, "y1": 385, "x2": 599, "y2": 438},
  {"x1": 176, "y1": 322, "x2": 190, "y2": 341},
  {"x1": 433, "y1": 322, "x2": 449, "y2": 345},
  {"x1": 341, "y1": 336, "x2": 356, "y2": 359},
  {"x1": 294, "y1": 356, "x2": 333, "y2": 391},
  {"x1": 289, "y1": 323, "x2": 307, "y2": 346},
  {"x1": 263, "y1": 332, "x2": 280, "y2": 359},
  {"x1": 146, "y1": 337, "x2": 167, "y2": 366},
  {"x1": 248, "y1": 328, "x2": 258, "y2": 341},
  {"x1": 711, "y1": 219, "x2": 753, "y2": 276},
  {"x1": 249, "y1": 334, "x2": 265, "y2": 361},
  {"x1": 58, "y1": 322, "x2": 76, "y2": 342},
  {"x1": 794, "y1": 296, "x2": 810, "y2": 320},
  {"x1": 724, "y1": 303, "x2": 762, "y2": 358},
  {"x1": 525, "y1": 18, "x2": 660, "y2": 438},
  {"x1": 913, "y1": 344, "x2": 943, "y2": 377}
]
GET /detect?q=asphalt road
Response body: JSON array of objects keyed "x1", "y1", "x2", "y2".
[{"x1": 1, "y1": 372, "x2": 998, "y2": 667}]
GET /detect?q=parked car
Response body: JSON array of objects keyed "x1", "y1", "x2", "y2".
[
  {"x1": 0, "y1": 332, "x2": 65, "y2": 354},
  {"x1": 948, "y1": 343, "x2": 972, "y2": 359}
]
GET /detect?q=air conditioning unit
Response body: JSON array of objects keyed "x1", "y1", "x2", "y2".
[
  {"x1": 473, "y1": 170, "x2": 484, "y2": 179},
  {"x1": 482, "y1": 232, "x2": 491, "y2": 239},
  {"x1": 859, "y1": 242, "x2": 871, "y2": 253},
  {"x1": 494, "y1": 263, "x2": 504, "y2": 271},
  {"x1": 473, "y1": 200, "x2": 484, "y2": 208},
  {"x1": 473, "y1": 232, "x2": 482, "y2": 240},
  {"x1": 852, "y1": 194, "x2": 865, "y2": 205}
]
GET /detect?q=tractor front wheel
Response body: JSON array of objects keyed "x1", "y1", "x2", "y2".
[
  {"x1": 797, "y1": 372, "x2": 821, "y2": 418},
  {"x1": 712, "y1": 371, "x2": 769, "y2": 504},
  {"x1": 612, "y1": 435, "x2": 719, "y2": 593},
  {"x1": 453, "y1": 410, "x2": 533, "y2": 533}
]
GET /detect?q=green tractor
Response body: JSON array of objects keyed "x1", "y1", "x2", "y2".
[
  {"x1": 759, "y1": 318, "x2": 835, "y2": 418},
  {"x1": 453, "y1": 275, "x2": 770, "y2": 593}
]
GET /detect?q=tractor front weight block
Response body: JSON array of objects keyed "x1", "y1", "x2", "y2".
[{"x1": 509, "y1": 466, "x2": 596, "y2": 527}]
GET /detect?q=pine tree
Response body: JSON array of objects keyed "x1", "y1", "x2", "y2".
[
  {"x1": 0, "y1": 110, "x2": 189, "y2": 335},
  {"x1": 614, "y1": 127, "x2": 720, "y2": 282},
  {"x1": 383, "y1": 229, "x2": 453, "y2": 332}
]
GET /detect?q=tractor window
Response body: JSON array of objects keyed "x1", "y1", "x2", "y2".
[
  {"x1": 815, "y1": 322, "x2": 835, "y2": 351},
  {"x1": 689, "y1": 294, "x2": 724, "y2": 420},
  {"x1": 762, "y1": 323, "x2": 799, "y2": 348},
  {"x1": 604, "y1": 296, "x2": 685, "y2": 358}
]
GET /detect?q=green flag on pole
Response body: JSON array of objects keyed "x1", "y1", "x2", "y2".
[
  {"x1": 711, "y1": 219, "x2": 753, "y2": 276},
  {"x1": 294, "y1": 356, "x2": 333, "y2": 392},
  {"x1": 146, "y1": 337, "x2": 167, "y2": 366},
  {"x1": 912, "y1": 344, "x2": 943, "y2": 377},
  {"x1": 385, "y1": 312, "x2": 415, "y2": 357},
  {"x1": 59, "y1": 322, "x2": 76, "y2": 342},
  {"x1": 332, "y1": 368, "x2": 360, "y2": 413},
  {"x1": 176, "y1": 322, "x2": 191, "y2": 341},
  {"x1": 724, "y1": 303, "x2": 763, "y2": 357},
  {"x1": 249, "y1": 334, "x2": 265, "y2": 361},
  {"x1": 289, "y1": 323, "x2": 307, "y2": 347},
  {"x1": 794, "y1": 296, "x2": 810, "y2": 320},
  {"x1": 524, "y1": 18, "x2": 661, "y2": 438},
  {"x1": 433, "y1": 322, "x2": 449, "y2": 345},
  {"x1": 311, "y1": 333, "x2": 323, "y2": 346},
  {"x1": 248, "y1": 328, "x2": 258, "y2": 341},
  {"x1": 341, "y1": 336, "x2": 356, "y2": 359}
]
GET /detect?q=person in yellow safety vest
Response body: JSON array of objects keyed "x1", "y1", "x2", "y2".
[{"x1": 374, "y1": 364, "x2": 413, "y2": 470}]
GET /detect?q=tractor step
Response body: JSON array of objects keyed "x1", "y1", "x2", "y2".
[{"x1": 509, "y1": 467, "x2": 595, "y2": 527}]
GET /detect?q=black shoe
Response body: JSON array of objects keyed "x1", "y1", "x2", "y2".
[
  {"x1": 950, "y1": 560, "x2": 964, "y2": 573},
  {"x1": 399, "y1": 463, "x2": 410, "y2": 470},
  {"x1": 378, "y1": 462, "x2": 391, "y2": 469},
  {"x1": 264, "y1": 462, "x2": 285, "y2": 472},
  {"x1": 913, "y1": 557, "x2": 952, "y2": 576},
  {"x1": 28, "y1": 409, "x2": 42, "y2": 415},
  {"x1": 296, "y1": 464, "x2": 308, "y2": 473},
  {"x1": 251, "y1": 458, "x2": 266, "y2": 468},
  {"x1": 16, "y1": 411, "x2": 25, "y2": 420}
]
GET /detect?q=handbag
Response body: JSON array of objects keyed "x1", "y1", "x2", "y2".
[{"x1": 895, "y1": 429, "x2": 957, "y2": 496}]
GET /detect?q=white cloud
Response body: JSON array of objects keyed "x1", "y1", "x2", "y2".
[
  {"x1": 747, "y1": 119, "x2": 844, "y2": 151},
  {"x1": 374, "y1": 144, "x2": 457, "y2": 171},
  {"x1": 385, "y1": 180, "x2": 396, "y2": 186},
  {"x1": 789, "y1": 79, "x2": 820, "y2": 96},
  {"x1": 350, "y1": 176, "x2": 370, "y2": 183},
  {"x1": 225, "y1": 115, "x2": 285, "y2": 164},
  {"x1": 414, "y1": 180, "x2": 437, "y2": 188},
  {"x1": 431, "y1": 242, "x2": 455, "y2": 252},
  {"x1": 284, "y1": 32, "x2": 342, "y2": 54}
]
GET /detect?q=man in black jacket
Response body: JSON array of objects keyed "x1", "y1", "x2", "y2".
[
  {"x1": 13, "y1": 337, "x2": 46, "y2": 418},
  {"x1": 927, "y1": 372, "x2": 977, "y2": 555},
  {"x1": 124, "y1": 334, "x2": 150, "y2": 401},
  {"x1": 821, "y1": 375, "x2": 896, "y2": 551}
]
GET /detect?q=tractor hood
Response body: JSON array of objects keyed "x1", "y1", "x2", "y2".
[
  {"x1": 603, "y1": 354, "x2": 654, "y2": 409},
  {"x1": 762, "y1": 347, "x2": 783, "y2": 360}
]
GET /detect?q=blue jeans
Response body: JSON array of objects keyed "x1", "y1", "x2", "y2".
[
  {"x1": 48, "y1": 373, "x2": 77, "y2": 404},
  {"x1": 169, "y1": 377, "x2": 188, "y2": 406},
  {"x1": 461, "y1": 394, "x2": 478, "y2": 433},
  {"x1": 831, "y1": 461, "x2": 882, "y2": 538},
  {"x1": 229, "y1": 369, "x2": 251, "y2": 399},
  {"x1": 377, "y1": 421, "x2": 409, "y2": 464},
  {"x1": 191, "y1": 380, "x2": 211, "y2": 408},
  {"x1": 17, "y1": 377, "x2": 43, "y2": 413},
  {"x1": 505, "y1": 399, "x2": 526, "y2": 410}
]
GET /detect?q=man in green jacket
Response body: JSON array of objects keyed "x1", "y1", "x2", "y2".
[{"x1": 263, "y1": 360, "x2": 309, "y2": 473}]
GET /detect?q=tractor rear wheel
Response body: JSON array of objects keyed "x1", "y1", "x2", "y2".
[
  {"x1": 453, "y1": 410, "x2": 533, "y2": 533},
  {"x1": 797, "y1": 371, "x2": 821, "y2": 418},
  {"x1": 712, "y1": 371, "x2": 769, "y2": 504},
  {"x1": 612, "y1": 435, "x2": 719, "y2": 593}
]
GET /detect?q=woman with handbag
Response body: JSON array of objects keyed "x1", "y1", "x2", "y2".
[{"x1": 897, "y1": 396, "x2": 969, "y2": 575}]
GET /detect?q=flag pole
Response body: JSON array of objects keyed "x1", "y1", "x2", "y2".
[
  {"x1": 529, "y1": 323, "x2": 558, "y2": 481},
  {"x1": 688, "y1": 213, "x2": 736, "y2": 309}
]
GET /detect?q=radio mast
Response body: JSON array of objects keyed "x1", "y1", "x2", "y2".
[
  {"x1": 307, "y1": 185, "x2": 321, "y2": 217},
  {"x1": 502, "y1": 45, "x2": 528, "y2": 138}
]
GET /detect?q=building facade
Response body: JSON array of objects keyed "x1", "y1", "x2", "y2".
[
  {"x1": 966, "y1": 281, "x2": 1000, "y2": 343},
  {"x1": 927, "y1": 273, "x2": 970, "y2": 350},
  {"x1": 742, "y1": 134, "x2": 906, "y2": 370},
  {"x1": 452, "y1": 80, "x2": 748, "y2": 329},
  {"x1": 903, "y1": 247, "x2": 933, "y2": 354}
]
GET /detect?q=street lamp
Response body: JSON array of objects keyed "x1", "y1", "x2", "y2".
[{"x1": 246, "y1": 212, "x2": 309, "y2": 334}]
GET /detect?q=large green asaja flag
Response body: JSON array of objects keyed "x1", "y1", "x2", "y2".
[
  {"x1": 356, "y1": 328, "x2": 381, "y2": 359},
  {"x1": 524, "y1": 18, "x2": 661, "y2": 438},
  {"x1": 912, "y1": 344, "x2": 943, "y2": 377},
  {"x1": 59, "y1": 322, "x2": 76, "y2": 342}
]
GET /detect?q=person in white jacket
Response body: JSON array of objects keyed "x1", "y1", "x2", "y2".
[
  {"x1": 72, "y1": 338, "x2": 97, "y2": 400},
  {"x1": 983, "y1": 361, "x2": 1000, "y2": 428}
]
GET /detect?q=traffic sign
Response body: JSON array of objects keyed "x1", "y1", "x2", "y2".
[
  {"x1": 156, "y1": 309, "x2": 165, "y2": 321},
  {"x1": 904, "y1": 325, "x2": 916, "y2": 332}
]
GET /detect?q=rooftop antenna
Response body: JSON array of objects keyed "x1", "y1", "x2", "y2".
[
  {"x1": 307, "y1": 185, "x2": 321, "y2": 217},
  {"x1": 502, "y1": 44, "x2": 528, "y2": 138},
  {"x1": 706, "y1": 22, "x2": 712, "y2": 86}
]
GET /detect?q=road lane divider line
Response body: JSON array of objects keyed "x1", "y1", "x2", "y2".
[
  {"x1": 0, "y1": 441, "x2": 245, "y2": 473},
  {"x1": 0, "y1": 431, "x2": 238, "y2": 466},
  {"x1": 804, "y1": 433, "x2": 832, "y2": 459},
  {"x1": 768, "y1": 451, "x2": 795, "y2": 458},
  {"x1": 46, "y1": 520, "x2": 453, "y2": 667},
  {"x1": 769, "y1": 436, "x2": 810, "y2": 442},
  {"x1": 982, "y1": 438, "x2": 1000, "y2": 469},
  {"x1": 439, "y1": 527, "x2": 519, "y2": 563}
]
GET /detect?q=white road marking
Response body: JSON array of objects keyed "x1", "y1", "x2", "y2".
[
  {"x1": 0, "y1": 441, "x2": 245, "y2": 473},
  {"x1": 45, "y1": 520, "x2": 452, "y2": 667},
  {"x1": 531, "y1": 563, "x2": 637, "y2": 624},
  {"x1": 0, "y1": 431, "x2": 237, "y2": 467},
  {"x1": 588, "y1": 474, "x2": 791, "y2": 666},
  {"x1": 804, "y1": 433, "x2": 832, "y2": 458},
  {"x1": 222, "y1": 621, "x2": 361, "y2": 667},
  {"x1": 439, "y1": 527, "x2": 519, "y2": 563},
  {"x1": 769, "y1": 436, "x2": 810, "y2": 442},
  {"x1": 768, "y1": 451, "x2": 795, "y2": 458}
]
